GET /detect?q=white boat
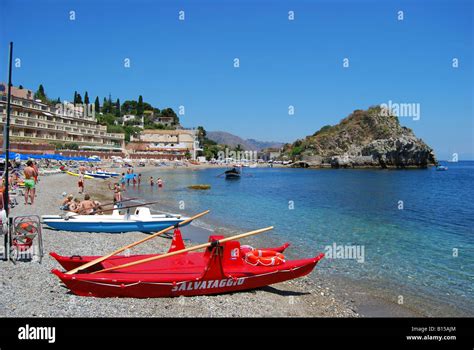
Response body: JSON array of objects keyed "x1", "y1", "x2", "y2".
[{"x1": 42, "y1": 207, "x2": 189, "y2": 234}]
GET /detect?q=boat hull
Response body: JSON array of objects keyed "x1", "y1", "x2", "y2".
[
  {"x1": 85, "y1": 172, "x2": 111, "y2": 179},
  {"x1": 51, "y1": 254, "x2": 322, "y2": 298},
  {"x1": 42, "y1": 217, "x2": 187, "y2": 233}
]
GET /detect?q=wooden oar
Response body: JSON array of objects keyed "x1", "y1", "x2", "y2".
[
  {"x1": 96, "y1": 200, "x2": 161, "y2": 213},
  {"x1": 91, "y1": 226, "x2": 273, "y2": 275},
  {"x1": 72, "y1": 198, "x2": 138, "y2": 215},
  {"x1": 65, "y1": 210, "x2": 210, "y2": 275},
  {"x1": 99, "y1": 197, "x2": 138, "y2": 207}
]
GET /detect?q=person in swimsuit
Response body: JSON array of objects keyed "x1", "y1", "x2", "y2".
[
  {"x1": 60, "y1": 194, "x2": 74, "y2": 210},
  {"x1": 108, "y1": 182, "x2": 122, "y2": 205},
  {"x1": 78, "y1": 194, "x2": 95, "y2": 215},
  {"x1": 150, "y1": 176, "x2": 154, "y2": 186},
  {"x1": 120, "y1": 173, "x2": 126, "y2": 192},
  {"x1": 23, "y1": 160, "x2": 38, "y2": 205},
  {"x1": 157, "y1": 177, "x2": 163, "y2": 188},
  {"x1": 137, "y1": 173, "x2": 141, "y2": 186},
  {"x1": 78, "y1": 172, "x2": 85, "y2": 194},
  {"x1": 69, "y1": 198, "x2": 81, "y2": 213}
]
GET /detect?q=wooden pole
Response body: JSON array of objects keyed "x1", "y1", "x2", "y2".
[
  {"x1": 91, "y1": 226, "x2": 273, "y2": 274},
  {"x1": 65, "y1": 210, "x2": 210, "y2": 274},
  {"x1": 3, "y1": 42, "x2": 13, "y2": 216}
]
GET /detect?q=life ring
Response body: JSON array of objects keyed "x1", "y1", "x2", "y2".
[
  {"x1": 12, "y1": 222, "x2": 37, "y2": 251},
  {"x1": 244, "y1": 249, "x2": 286, "y2": 266}
]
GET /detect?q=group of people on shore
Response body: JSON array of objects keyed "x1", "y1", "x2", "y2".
[
  {"x1": 0, "y1": 159, "x2": 39, "y2": 206},
  {"x1": 60, "y1": 193, "x2": 102, "y2": 215}
]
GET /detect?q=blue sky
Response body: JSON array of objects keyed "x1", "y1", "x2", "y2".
[{"x1": 1, "y1": 0, "x2": 473, "y2": 159}]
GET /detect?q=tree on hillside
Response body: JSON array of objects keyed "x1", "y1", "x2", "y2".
[
  {"x1": 34, "y1": 84, "x2": 47, "y2": 103},
  {"x1": 73, "y1": 91, "x2": 78, "y2": 105},
  {"x1": 121, "y1": 100, "x2": 137, "y2": 115},
  {"x1": 197, "y1": 126, "x2": 207, "y2": 144},
  {"x1": 84, "y1": 91, "x2": 89, "y2": 105},
  {"x1": 137, "y1": 95, "x2": 144, "y2": 116},
  {"x1": 115, "y1": 98, "x2": 121, "y2": 118},
  {"x1": 75, "y1": 93, "x2": 83, "y2": 104},
  {"x1": 94, "y1": 96, "x2": 100, "y2": 113},
  {"x1": 161, "y1": 108, "x2": 179, "y2": 125}
]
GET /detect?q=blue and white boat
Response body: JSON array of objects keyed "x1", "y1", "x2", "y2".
[
  {"x1": 41, "y1": 207, "x2": 189, "y2": 233},
  {"x1": 96, "y1": 170, "x2": 120, "y2": 177},
  {"x1": 85, "y1": 171, "x2": 112, "y2": 179},
  {"x1": 436, "y1": 165, "x2": 448, "y2": 171}
]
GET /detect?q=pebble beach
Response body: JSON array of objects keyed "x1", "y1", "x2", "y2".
[{"x1": 0, "y1": 172, "x2": 359, "y2": 318}]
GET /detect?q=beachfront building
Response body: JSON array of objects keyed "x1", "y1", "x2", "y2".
[
  {"x1": 126, "y1": 129, "x2": 200, "y2": 160},
  {"x1": 259, "y1": 148, "x2": 282, "y2": 161},
  {"x1": 0, "y1": 83, "x2": 125, "y2": 154}
]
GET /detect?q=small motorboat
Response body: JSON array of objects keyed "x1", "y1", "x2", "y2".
[
  {"x1": 42, "y1": 207, "x2": 188, "y2": 234},
  {"x1": 50, "y1": 228, "x2": 322, "y2": 298},
  {"x1": 96, "y1": 171, "x2": 120, "y2": 177},
  {"x1": 225, "y1": 167, "x2": 241, "y2": 179},
  {"x1": 436, "y1": 165, "x2": 448, "y2": 171},
  {"x1": 85, "y1": 171, "x2": 111, "y2": 179}
]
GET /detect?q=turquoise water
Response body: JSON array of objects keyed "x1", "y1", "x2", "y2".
[{"x1": 127, "y1": 162, "x2": 474, "y2": 316}]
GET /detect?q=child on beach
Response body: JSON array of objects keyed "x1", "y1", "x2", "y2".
[
  {"x1": 78, "y1": 172, "x2": 85, "y2": 194},
  {"x1": 138, "y1": 174, "x2": 141, "y2": 186},
  {"x1": 132, "y1": 174, "x2": 137, "y2": 186},
  {"x1": 150, "y1": 176, "x2": 154, "y2": 186}
]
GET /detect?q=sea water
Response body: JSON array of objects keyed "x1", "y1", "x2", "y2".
[{"x1": 126, "y1": 161, "x2": 474, "y2": 316}]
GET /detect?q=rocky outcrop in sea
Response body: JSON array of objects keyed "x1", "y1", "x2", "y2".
[{"x1": 283, "y1": 106, "x2": 436, "y2": 169}]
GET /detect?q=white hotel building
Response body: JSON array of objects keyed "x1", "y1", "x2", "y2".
[{"x1": 0, "y1": 83, "x2": 125, "y2": 151}]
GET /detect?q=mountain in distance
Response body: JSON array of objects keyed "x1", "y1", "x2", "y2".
[
  {"x1": 282, "y1": 106, "x2": 437, "y2": 168},
  {"x1": 207, "y1": 131, "x2": 284, "y2": 151}
]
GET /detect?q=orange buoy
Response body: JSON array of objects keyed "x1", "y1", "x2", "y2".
[{"x1": 244, "y1": 249, "x2": 286, "y2": 266}]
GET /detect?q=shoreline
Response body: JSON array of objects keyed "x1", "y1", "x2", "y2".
[{"x1": 1, "y1": 173, "x2": 358, "y2": 317}]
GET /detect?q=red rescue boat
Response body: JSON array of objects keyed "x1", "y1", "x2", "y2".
[{"x1": 51, "y1": 229, "x2": 324, "y2": 298}]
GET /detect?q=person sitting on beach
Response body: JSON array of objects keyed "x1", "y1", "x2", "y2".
[
  {"x1": 68, "y1": 198, "x2": 81, "y2": 213},
  {"x1": 23, "y1": 160, "x2": 38, "y2": 205},
  {"x1": 78, "y1": 194, "x2": 96, "y2": 215},
  {"x1": 60, "y1": 194, "x2": 74, "y2": 210},
  {"x1": 93, "y1": 200, "x2": 103, "y2": 214},
  {"x1": 150, "y1": 176, "x2": 154, "y2": 186}
]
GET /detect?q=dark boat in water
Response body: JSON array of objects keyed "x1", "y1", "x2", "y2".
[{"x1": 225, "y1": 167, "x2": 241, "y2": 179}]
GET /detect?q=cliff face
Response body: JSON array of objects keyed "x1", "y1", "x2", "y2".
[{"x1": 283, "y1": 107, "x2": 436, "y2": 168}]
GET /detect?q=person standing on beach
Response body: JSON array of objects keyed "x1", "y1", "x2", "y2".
[
  {"x1": 78, "y1": 172, "x2": 85, "y2": 194},
  {"x1": 23, "y1": 160, "x2": 38, "y2": 205},
  {"x1": 32, "y1": 161, "x2": 39, "y2": 184},
  {"x1": 138, "y1": 173, "x2": 141, "y2": 186},
  {"x1": 157, "y1": 177, "x2": 163, "y2": 188},
  {"x1": 108, "y1": 182, "x2": 122, "y2": 205},
  {"x1": 150, "y1": 176, "x2": 154, "y2": 186},
  {"x1": 120, "y1": 173, "x2": 126, "y2": 192}
]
